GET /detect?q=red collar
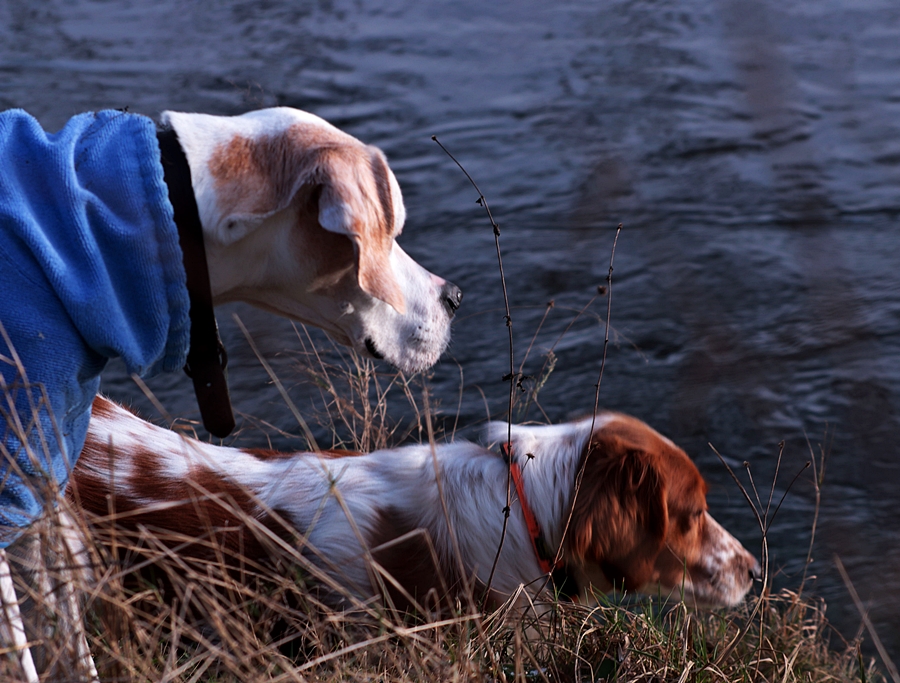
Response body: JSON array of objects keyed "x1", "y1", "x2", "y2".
[{"x1": 501, "y1": 442, "x2": 562, "y2": 575}]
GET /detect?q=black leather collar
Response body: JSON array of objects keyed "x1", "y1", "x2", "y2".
[{"x1": 157, "y1": 127, "x2": 235, "y2": 438}]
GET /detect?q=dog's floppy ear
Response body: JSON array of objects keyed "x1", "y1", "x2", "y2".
[
  {"x1": 313, "y1": 145, "x2": 407, "y2": 314},
  {"x1": 568, "y1": 434, "x2": 668, "y2": 591},
  {"x1": 165, "y1": 112, "x2": 406, "y2": 313}
]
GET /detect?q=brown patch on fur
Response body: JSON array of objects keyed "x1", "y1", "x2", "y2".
[
  {"x1": 69, "y1": 440, "x2": 295, "y2": 569},
  {"x1": 356, "y1": 148, "x2": 405, "y2": 313},
  {"x1": 567, "y1": 416, "x2": 708, "y2": 591},
  {"x1": 651, "y1": 510, "x2": 714, "y2": 591},
  {"x1": 90, "y1": 395, "x2": 117, "y2": 419},
  {"x1": 317, "y1": 448, "x2": 365, "y2": 459},
  {"x1": 207, "y1": 135, "x2": 271, "y2": 215},
  {"x1": 207, "y1": 124, "x2": 406, "y2": 312},
  {"x1": 292, "y1": 183, "x2": 359, "y2": 296},
  {"x1": 68, "y1": 439, "x2": 302, "y2": 627},
  {"x1": 91, "y1": 395, "x2": 141, "y2": 419},
  {"x1": 245, "y1": 447, "x2": 362, "y2": 461},
  {"x1": 69, "y1": 430, "x2": 120, "y2": 517},
  {"x1": 368, "y1": 507, "x2": 462, "y2": 615}
]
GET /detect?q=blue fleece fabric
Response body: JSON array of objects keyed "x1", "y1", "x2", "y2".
[{"x1": 0, "y1": 109, "x2": 191, "y2": 546}]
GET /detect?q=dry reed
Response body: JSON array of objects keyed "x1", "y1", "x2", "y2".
[{"x1": 0, "y1": 335, "x2": 889, "y2": 682}]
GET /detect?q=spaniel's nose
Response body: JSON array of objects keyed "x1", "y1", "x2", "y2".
[
  {"x1": 441, "y1": 281, "x2": 462, "y2": 317},
  {"x1": 749, "y1": 558, "x2": 762, "y2": 582}
]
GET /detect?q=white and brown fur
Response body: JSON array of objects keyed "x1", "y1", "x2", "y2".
[
  {"x1": 164, "y1": 107, "x2": 460, "y2": 373},
  {"x1": 69, "y1": 397, "x2": 760, "y2": 614}
]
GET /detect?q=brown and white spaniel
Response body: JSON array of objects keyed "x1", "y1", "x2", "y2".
[{"x1": 69, "y1": 397, "x2": 759, "y2": 612}]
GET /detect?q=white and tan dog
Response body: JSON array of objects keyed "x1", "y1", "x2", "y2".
[{"x1": 166, "y1": 107, "x2": 460, "y2": 373}]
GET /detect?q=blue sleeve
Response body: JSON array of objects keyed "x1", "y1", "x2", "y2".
[{"x1": 0, "y1": 109, "x2": 190, "y2": 545}]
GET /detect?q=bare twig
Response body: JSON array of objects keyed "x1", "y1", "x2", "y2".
[
  {"x1": 130, "y1": 373, "x2": 174, "y2": 427},
  {"x1": 234, "y1": 313, "x2": 319, "y2": 451},
  {"x1": 835, "y1": 555, "x2": 900, "y2": 683},
  {"x1": 706, "y1": 441, "x2": 810, "y2": 673},
  {"x1": 551, "y1": 224, "x2": 622, "y2": 574},
  {"x1": 591, "y1": 224, "x2": 622, "y2": 428},
  {"x1": 799, "y1": 427, "x2": 828, "y2": 595},
  {"x1": 431, "y1": 135, "x2": 515, "y2": 601}
]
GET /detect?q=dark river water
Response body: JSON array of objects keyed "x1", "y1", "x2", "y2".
[{"x1": 3, "y1": 0, "x2": 900, "y2": 659}]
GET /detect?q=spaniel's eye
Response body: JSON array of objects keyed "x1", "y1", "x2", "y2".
[{"x1": 692, "y1": 510, "x2": 705, "y2": 519}]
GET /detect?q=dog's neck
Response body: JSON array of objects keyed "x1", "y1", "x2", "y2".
[
  {"x1": 499, "y1": 419, "x2": 599, "y2": 551},
  {"x1": 488, "y1": 441, "x2": 580, "y2": 602},
  {"x1": 499, "y1": 419, "x2": 621, "y2": 603}
]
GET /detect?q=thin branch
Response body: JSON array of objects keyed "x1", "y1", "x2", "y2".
[
  {"x1": 799, "y1": 427, "x2": 827, "y2": 595},
  {"x1": 835, "y1": 555, "x2": 900, "y2": 683},
  {"x1": 551, "y1": 225, "x2": 622, "y2": 575},
  {"x1": 233, "y1": 313, "x2": 319, "y2": 451},
  {"x1": 432, "y1": 135, "x2": 515, "y2": 600}
]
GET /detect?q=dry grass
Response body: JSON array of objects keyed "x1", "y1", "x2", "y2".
[
  {"x1": 1, "y1": 507, "x2": 887, "y2": 683},
  {"x1": 0, "y1": 311, "x2": 893, "y2": 682}
]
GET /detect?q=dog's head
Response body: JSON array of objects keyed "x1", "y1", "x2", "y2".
[
  {"x1": 490, "y1": 415, "x2": 760, "y2": 607},
  {"x1": 566, "y1": 414, "x2": 760, "y2": 607},
  {"x1": 161, "y1": 107, "x2": 460, "y2": 374}
]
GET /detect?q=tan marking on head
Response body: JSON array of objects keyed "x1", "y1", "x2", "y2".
[
  {"x1": 207, "y1": 134, "x2": 270, "y2": 215},
  {"x1": 207, "y1": 124, "x2": 406, "y2": 312},
  {"x1": 354, "y1": 148, "x2": 405, "y2": 312},
  {"x1": 207, "y1": 124, "x2": 339, "y2": 217}
]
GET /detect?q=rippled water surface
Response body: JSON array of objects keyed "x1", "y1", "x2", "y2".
[{"x1": 3, "y1": 0, "x2": 900, "y2": 656}]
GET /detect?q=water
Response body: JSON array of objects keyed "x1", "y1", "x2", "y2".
[{"x1": 3, "y1": 0, "x2": 900, "y2": 657}]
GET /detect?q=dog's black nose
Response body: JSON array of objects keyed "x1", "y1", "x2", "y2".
[
  {"x1": 441, "y1": 282, "x2": 462, "y2": 317},
  {"x1": 750, "y1": 560, "x2": 762, "y2": 582}
]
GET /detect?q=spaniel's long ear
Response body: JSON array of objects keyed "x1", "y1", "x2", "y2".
[
  {"x1": 168, "y1": 113, "x2": 406, "y2": 313},
  {"x1": 568, "y1": 434, "x2": 668, "y2": 591}
]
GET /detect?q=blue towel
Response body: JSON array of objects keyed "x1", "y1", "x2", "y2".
[{"x1": 0, "y1": 109, "x2": 191, "y2": 546}]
